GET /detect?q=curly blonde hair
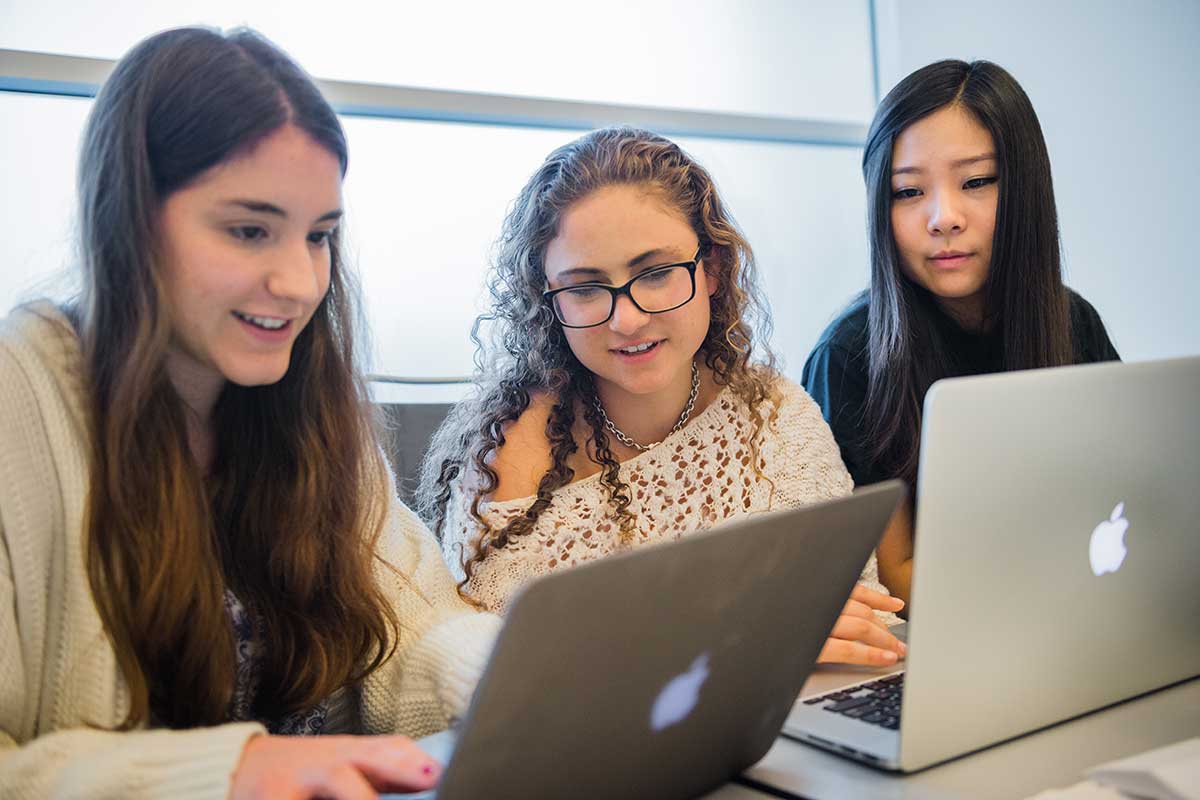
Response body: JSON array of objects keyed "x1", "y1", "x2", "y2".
[{"x1": 416, "y1": 126, "x2": 777, "y2": 598}]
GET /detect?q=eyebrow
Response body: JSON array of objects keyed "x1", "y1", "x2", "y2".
[
  {"x1": 223, "y1": 199, "x2": 343, "y2": 224},
  {"x1": 891, "y1": 153, "x2": 997, "y2": 176},
  {"x1": 552, "y1": 246, "x2": 691, "y2": 284}
]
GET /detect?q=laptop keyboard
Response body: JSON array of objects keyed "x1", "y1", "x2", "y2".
[{"x1": 801, "y1": 672, "x2": 904, "y2": 730}]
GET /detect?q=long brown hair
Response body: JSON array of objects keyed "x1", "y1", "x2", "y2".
[
  {"x1": 416, "y1": 127, "x2": 776, "y2": 596},
  {"x1": 859, "y1": 60, "x2": 1073, "y2": 490},
  {"x1": 76, "y1": 27, "x2": 397, "y2": 729}
]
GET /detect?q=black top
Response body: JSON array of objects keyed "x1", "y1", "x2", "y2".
[{"x1": 800, "y1": 289, "x2": 1121, "y2": 487}]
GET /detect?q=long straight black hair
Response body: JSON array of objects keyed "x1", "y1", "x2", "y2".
[{"x1": 860, "y1": 60, "x2": 1073, "y2": 490}]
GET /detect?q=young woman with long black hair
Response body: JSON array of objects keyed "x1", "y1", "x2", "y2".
[
  {"x1": 0, "y1": 27, "x2": 497, "y2": 799},
  {"x1": 802, "y1": 60, "x2": 1120, "y2": 604}
]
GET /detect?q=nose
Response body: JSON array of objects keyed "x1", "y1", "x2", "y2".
[
  {"x1": 926, "y1": 190, "x2": 965, "y2": 236},
  {"x1": 265, "y1": 236, "x2": 325, "y2": 307},
  {"x1": 607, "y1": 293, "x2": 650, "y2": 336}
]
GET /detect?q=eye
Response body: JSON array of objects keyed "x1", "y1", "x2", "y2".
[
  {"x1": 564, "y1": 286, "x2": 607, "y2": 301},
  {"x1": 230, "y1": 225, "x2": 269, "y2": 242},
  {"x1": 638, "y1": 267, "x2": 674, "y2": 286},
  {"x1": 964, "y1": 176, "x2": 998, "y2": 190},
  {"x1": 891, "y1": 187, "x2": 921, "y2": 200},
  {"x1": 308, "y1": 229, "x2": 335, "y2": 246}
]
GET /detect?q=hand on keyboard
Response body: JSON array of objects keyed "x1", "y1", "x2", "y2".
[{"x1": 816, "y1": 585, "x2": 907, "y2": 666}]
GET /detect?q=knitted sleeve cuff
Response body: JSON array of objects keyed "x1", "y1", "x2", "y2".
[{"x1": 3, "y1": 721, "x2": 265, "y2": 800}]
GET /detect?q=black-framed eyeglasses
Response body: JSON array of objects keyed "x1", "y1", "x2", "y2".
[{"x1": 542, "y1": 246, "x2": 704, "y2": 329}]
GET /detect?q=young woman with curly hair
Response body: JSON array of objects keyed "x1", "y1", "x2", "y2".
[{"x1": 417, "y1": 126, "x2": 905, "y2": 666}]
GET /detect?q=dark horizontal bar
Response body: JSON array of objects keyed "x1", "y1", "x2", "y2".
[
  {"x1": 0, "y1": 48, "x2": 868, "y2": 148},
  {"x1": 369, "y1": 374, "x2": 472, "y2": 385}
]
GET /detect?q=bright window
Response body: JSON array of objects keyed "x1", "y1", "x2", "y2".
[
  {"x1": 1, "y1": 2, "x2": 876, "y2": 400},
  {"x1": 0, "y1": 1, "x2": 875, "y2": 122}
]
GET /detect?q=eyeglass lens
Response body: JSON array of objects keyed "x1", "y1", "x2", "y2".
[{"x1": 552, "y1": 266, "x2": 694, "y2": 327}]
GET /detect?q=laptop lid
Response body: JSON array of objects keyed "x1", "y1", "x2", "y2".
[
  {"x1": 435, "y1": 482, "x2": 905, "y2": 800},
  {"x1": 899, "y1": 356, "x2": 1200, "y2": 771}
]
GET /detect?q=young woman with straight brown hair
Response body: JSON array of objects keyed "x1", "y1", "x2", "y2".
[{"x1": 0, "y1": 27, "x2": 497, "y2": 799}]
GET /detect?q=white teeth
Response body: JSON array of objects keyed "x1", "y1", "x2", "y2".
[
  {"x1": 234, "y1": 311, "x2": 287, "y2": 330},
  {"x1": 618, "y1": 341, "x2": 657, "y2": 354}
]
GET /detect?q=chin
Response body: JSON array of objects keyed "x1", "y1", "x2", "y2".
[
  {"x1": 602, "y1": 372, "x2": 674, "y2": 397},
  {"x1": 927, "y1": 278, "x2": 986, "y2": 299},
  {"x1": 943, "y1": 289, "x2": 987, "y2": 304},
  {"x1": 222, "y1": 361, "x2": 293, "y2": 388}
]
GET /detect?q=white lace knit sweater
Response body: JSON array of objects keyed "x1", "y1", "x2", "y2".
[
  {"x1": 0, "y1": 304, "x2": 501, "y2": 800},
  {"x1": 441, "y1": 377, "x2": 889, "y2": 614}
]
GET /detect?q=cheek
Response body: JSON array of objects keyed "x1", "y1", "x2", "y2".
[
  {"x1": 971, "y1": 202, "x2": 997, "y2": 276},
  {"x1": 691, "y1": 265, "x2": 716, "y2": 324},
  {"x1": 890, "y1": 210, "x2": 929, "y2": 284},
  {"x1": 562, "y1": 328, "x2": 598, "y2": 362},
  {"x1": 889, "y1": 225, "x2": 925, "y2": 288},
  {"x1": 161, "y1": 254, "x2": 213, "y2": 327},
  {"x1": 317, "y1": 260, "x2": 334, "y2": 300},
  {"x1": 890, "y1": 208, "x2": 919, "y2": 256},
  {"x1": 693, "y1": 294, "x2": 713, "y2": 332},
  {"x1": 980, "y1": 207, "x2": 998, "y2": 252},
  {"x1": 674, "y1": 295, "x2": 713, "y2": 353}
]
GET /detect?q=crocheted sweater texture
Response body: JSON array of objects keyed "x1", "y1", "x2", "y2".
[{"x1": 442, "y1": 378, "x2": 889, "y2": 614}]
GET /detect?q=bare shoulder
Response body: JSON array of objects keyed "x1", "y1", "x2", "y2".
[{"x1": 489, "y1": 390, "x2": 557, "y2": 502}]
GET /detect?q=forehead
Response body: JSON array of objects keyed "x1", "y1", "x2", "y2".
[
  {"x1": 178, "y1": 124, "x2": 343, "y2": 211},
  {"x1": 544, "y1": 185, "x2": 694, "y2": 275},
  {"x1": 892, "y1": 104, "x2": 995, "y2": 167}
]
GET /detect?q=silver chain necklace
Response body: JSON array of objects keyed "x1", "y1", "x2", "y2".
[{"x1": 593, "y1": 361, "x2": 700, "y2": 452}]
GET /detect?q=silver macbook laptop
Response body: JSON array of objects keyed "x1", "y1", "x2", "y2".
[
  {"x1": 386, "y1": 482, "x2": 904, "y2": 800},
  {"x1": 784, "y1": 355, "x2": 1200, "y2": 772}
]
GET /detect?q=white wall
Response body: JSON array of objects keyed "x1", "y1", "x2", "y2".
[
  {"x1": 0, "y1": 1, "x2": 878, "y2": 400},
  {"x1": 0, "y1": 1, "x2": 875, "y2": 122},
  {"x1": 875, "y1": 0, "x2": 1200, "y2": 361},
  {"x1": 0, "y1": 93, "x2": 868, "y2": 397}
]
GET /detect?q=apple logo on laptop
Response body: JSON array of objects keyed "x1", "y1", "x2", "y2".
[
  {"x1": 650, "y1": 653, "x2": 710, "y2": 732},
  {"x1": 1089, "y1": 502, "x2": 1130, "y2": 576}
]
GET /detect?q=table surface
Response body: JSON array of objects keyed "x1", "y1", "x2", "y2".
[
  {"x1": 401, "y1": 659, "x2": 1199, "y2": 800},
  {"x1": 737, "y1": 667, "x2": 1200, "y2": 800}
]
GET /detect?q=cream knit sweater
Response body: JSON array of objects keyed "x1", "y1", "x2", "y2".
[
  {"x1": 442, "y1": 377, "x2": 890, "y2": 615},
  {"x1": 0, "y1": 304, "x2": 501, "y2": 800}
]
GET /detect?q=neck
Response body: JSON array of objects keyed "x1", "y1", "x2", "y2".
[
  {"x1": 936, "y1": 293, "x2": 988, "y2": 333},
  {"x1": 593, "y1": 361, "x2": 696, "y2": 448},
  {"x1": 165, "y1": 348, "x2": 223, "y2": 474}
]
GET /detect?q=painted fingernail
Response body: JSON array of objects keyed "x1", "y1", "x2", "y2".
[{"x1": 422, "y1": 763, "x2": 435, "y2": 776}]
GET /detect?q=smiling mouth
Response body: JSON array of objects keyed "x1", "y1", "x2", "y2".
[
  {"x1": 613, "y1": 340, "x2": 662, "y2": 355},
  {"x1": 232, "y1": 310, "x2": 290, "y2": 331}
]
